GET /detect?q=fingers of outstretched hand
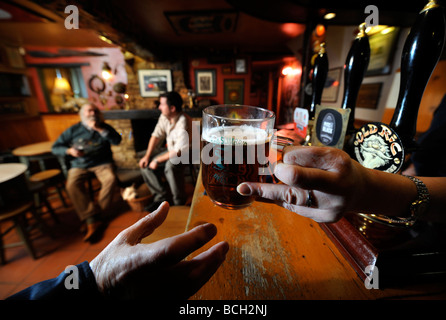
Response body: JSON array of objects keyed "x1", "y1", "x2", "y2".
[
  {"x1": 172, "y1": 241, "x2": 229, "y2": 298},
  {"x1": 154, "y1": 222, "x2": 219, "y2": 266},
  {"x1": 118, "y1": 201, "x2": 170, "y2": 245}
]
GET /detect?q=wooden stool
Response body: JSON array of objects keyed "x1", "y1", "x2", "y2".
[
  {"x1": 0, "y1": 202, "x2": 38, "y2": 264},
  {"x1": 30, "y1": 169, "x2": 67, "y2": 208},
  {"x1": 27, "y1": 180, "x2": 59, "y2": 224}
]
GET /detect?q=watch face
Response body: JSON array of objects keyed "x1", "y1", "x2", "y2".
[{"x1": 353, "y1": 122, "x2": 404, "y2": 173}]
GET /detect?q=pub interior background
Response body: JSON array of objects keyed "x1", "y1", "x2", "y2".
[
  {"x1": 2, "y1": 0, "x2": 445, "y2": 155},
  {"x1": 0, "y1": 0, "x2": 446, "y2": 299}
]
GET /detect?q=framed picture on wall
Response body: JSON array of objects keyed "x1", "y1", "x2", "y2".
[
  {"x1": 366, "y1": 27, "x2": 400, "y2": 76},
  {"x1": 356, "y1": 83, "x2": 382, "y2": 109},
  {"x1": 195, "y1": 69, "x2": 216, "y2": 96},
  {"x1": 235, "y1": 58, "x2": 247, "y2": 74},
  {"x1": 224, "y1": 79, "x2": 244, "y2": 104},
  {"x1": 322, "y1": 67, "x2": 342, "y2": 103},
  {"x1": 138, "y1": 69, "x2": 173, "y2": 97}
]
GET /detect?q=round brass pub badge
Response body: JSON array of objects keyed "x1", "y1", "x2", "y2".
[{"x1": 353, "y1": 122, "x2": 404, "y2": 173}]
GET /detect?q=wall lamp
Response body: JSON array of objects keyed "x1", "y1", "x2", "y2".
[{"x1": 101, "y1": 62, "x2": 113, "y2": 80}]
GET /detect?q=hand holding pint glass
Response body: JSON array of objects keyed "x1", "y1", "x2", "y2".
[{"x1": 201, "y1": 105, "x2": 276, "y2": 209}]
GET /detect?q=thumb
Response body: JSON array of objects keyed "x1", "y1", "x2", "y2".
[{"x1": 119, "y1": 201, "x2": 170, "y2": 245}]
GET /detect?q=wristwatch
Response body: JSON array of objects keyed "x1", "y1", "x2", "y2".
[
  {"x1": 359, "y1": 175, "x2": 430, "y2": 227},
  {"x1": 404, "y1": 175, "x2": 430, "y2": 222},
  {"x1": 386, "y1": 175, "x2": 431, "y2": 226}
]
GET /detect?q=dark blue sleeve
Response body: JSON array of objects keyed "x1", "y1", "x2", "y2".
[
  {"x1": 102, "y1": 122, "x2": 122, "y2": 145},
  {"x1": 52, "y1": 124, "x2": 75, "y2": 157},
  {"x1": 6, "y1": 261, "x2": 103, "y2": 300}
]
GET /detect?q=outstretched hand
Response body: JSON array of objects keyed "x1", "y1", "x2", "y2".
[{"x1": 89, "y1": 202, "x2": 229, "y2": 299}]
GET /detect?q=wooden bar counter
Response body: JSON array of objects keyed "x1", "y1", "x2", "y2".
[{"x1": 185, "y1": 171, "x2": 446, "y2": 300}]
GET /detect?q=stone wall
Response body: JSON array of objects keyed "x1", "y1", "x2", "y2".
[
  {"x1": 108, "y1": 53, "x2": 189, "y2": 169},
  {"x1": 106, "y1": 118, "x2": 138, "y2": 169},
  {"x1": 124, "y1": 56, "x2": 188, "y2": 111}
]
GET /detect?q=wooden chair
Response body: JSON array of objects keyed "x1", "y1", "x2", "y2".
[
  {"x1": 29, "y1": 169, "x2": 68, "y2": 218},
  {"x1": 27, "y1": 179, "x2": 60, "y2": 224},
  {"x1": 0, "y1": 201, "x2": 47, "y2": 264}
]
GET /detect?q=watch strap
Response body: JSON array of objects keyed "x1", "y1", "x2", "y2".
[
  {"x1": 403, "y1": 175, "x2": 430, "y2": 221},
  {"x1": 366, "y1": 175, "x2": 430, "y2": 227}
]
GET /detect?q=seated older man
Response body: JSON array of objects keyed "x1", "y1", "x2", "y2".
[{"x1": 52, "y1": 103, "x2": 122, "y2": 241}]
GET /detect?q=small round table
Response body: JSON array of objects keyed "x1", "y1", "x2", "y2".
[
  {"x1": 0, "y1": 163, "x2": 29, "y2": 208},
  {"x1": 0, "y1": 163, "x2": 39, "y2": 264},
  {"x1": 12, "y1": 141, "x2": 53, "y2": 158},
  {"x1": 12, "y1": 141, "x2": 54, "y2": 173},
  {"x1": 0, "y1": 163, "x2": 27, "y2": 183},
  {"x1": 12, "y1": 141, "x2": 67, "y2": 177}
]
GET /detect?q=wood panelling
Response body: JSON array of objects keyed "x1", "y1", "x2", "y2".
[
  {"x1": 0, "y1": 114, "x2": 79, "y2": 152},
  {"x1": 40, "y1": 113, "x2": 79, "y2": 142},
  {"x1": 0, "y1": 116, "x2": 48, "y2": 151}
]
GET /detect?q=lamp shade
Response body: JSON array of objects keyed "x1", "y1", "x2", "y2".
[{"x1": 53, "y1": 77, "x2": 72, "y2": 95}]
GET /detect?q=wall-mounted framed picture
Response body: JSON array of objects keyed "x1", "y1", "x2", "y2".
[
  {"x1": 366, "y1": 26, "x2": 400, "y2": 76},
  {"x1": 224, "y1": 79, "x2": 244, "y2": 104},
  {"x1": 322, "y1": 67, "x2": 342, "y2": 103},
  {"x1": 0, "y1": 45, "x2": 25, "y2": 69},
  {"x1": 138, "y1": 69, "x2": 172, "y2": 97},
  {"x1": 356, "y1": 83, "x2": 382, "y2": 109},
  {"x1": 195, "y1": 69, "x2": 216, "y2": 96},
  {"x1": 235, "y1": 58, "x2": 247, "y2": 74}
]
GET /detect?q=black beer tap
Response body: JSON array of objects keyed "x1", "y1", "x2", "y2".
[
  {"x1": 389, "y1": 0, "x2": 446, "y2": 153},
  {"x1": 305, "y1": 42, "x2": 328, "y2": 145},
  {"x1": 311, "y1": 25, "x2": 368, "y2": 150},
  {"x1": 342, "y1": 23, "x2": 371, "y2": 156},
  {"x1": 352, "y1": 0, "x2": 445, "y2": 174},
  {"x1": 310, "y1": 42, "x2": 329, "y2": 121}
]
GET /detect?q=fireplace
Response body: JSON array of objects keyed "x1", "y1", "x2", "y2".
[{"x1": 103, "y1": 109, "x2": 202, "y2": 169}]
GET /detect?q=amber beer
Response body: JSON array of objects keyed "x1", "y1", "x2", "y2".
[
  {"x1": 201, "y1": 105, "x2": 275, "y2": 209},
  {"x1": 202, "y1": 126, "x2": 270, "y2": 209}
]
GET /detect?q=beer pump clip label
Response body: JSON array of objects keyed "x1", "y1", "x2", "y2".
[
  {"x1": 353, "y1": 122, "x2": 404, "y2": 173},
  {"x1": 312, "y1": 105, "x2": 351, "y2": 149},
  {"x1": 293, "y1": 107, "x2": 309, "y2": 139}
]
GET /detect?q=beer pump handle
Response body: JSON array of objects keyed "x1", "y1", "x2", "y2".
[
  {"x1": 389, "y1": 0, "x2": 445, "y2": 151},
  {"x1": 309, "y1": 42, "x2": 329, "y2": 120},
  {"x1": 341, "y1": 23, "x2": 371, "y2": 133}
]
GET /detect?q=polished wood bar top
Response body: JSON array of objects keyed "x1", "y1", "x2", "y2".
[
  {"x1": 186, "y1": 172, "x2": 446, "y2": 300},
  {"x1": 12, "y1": 141, "x2": 53, "y2": 157}
]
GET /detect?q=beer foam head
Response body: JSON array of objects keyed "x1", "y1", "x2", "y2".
[{"x1": 202, "y1": 125, "x2": 270, "y2": 145}]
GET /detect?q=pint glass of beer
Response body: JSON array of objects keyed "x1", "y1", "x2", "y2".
[{"x1": 201, "y1": 105, "x2": 275, "y2": 209}]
